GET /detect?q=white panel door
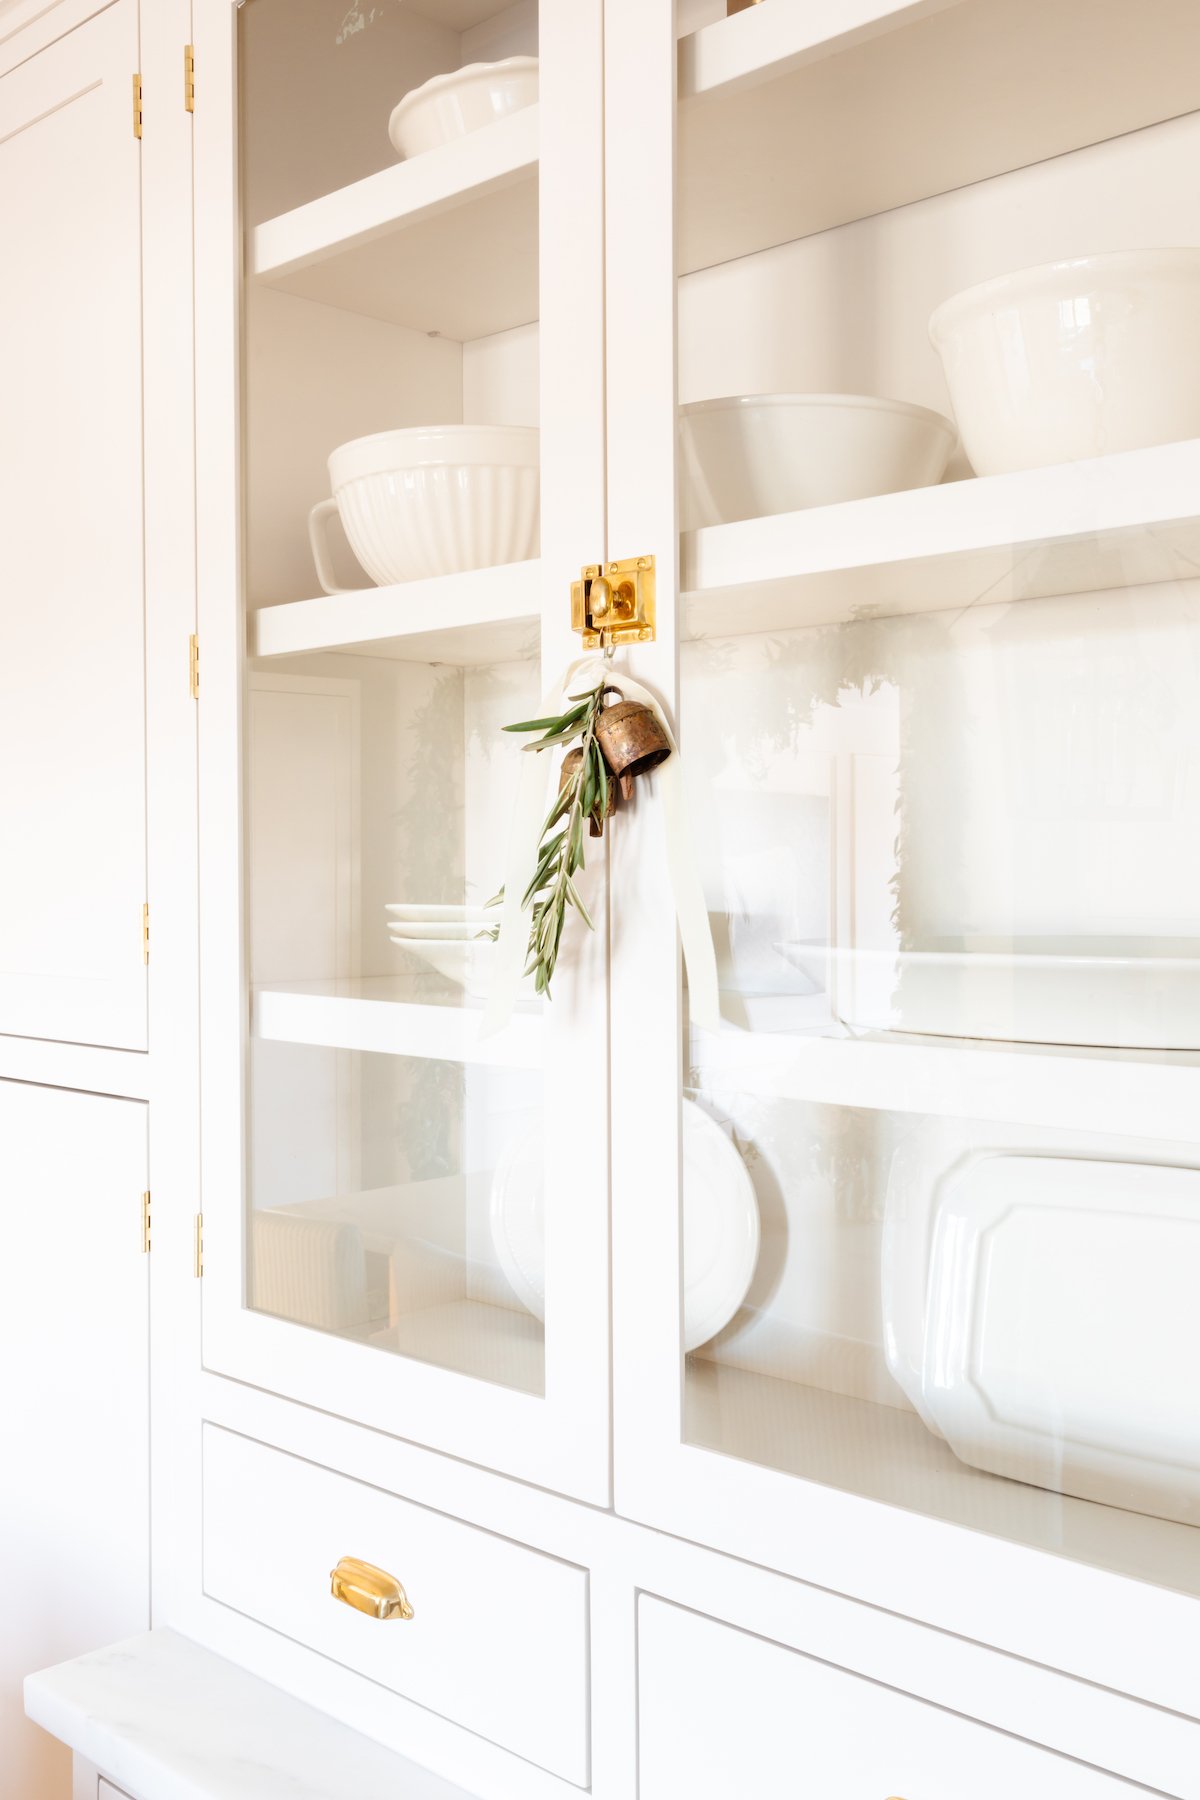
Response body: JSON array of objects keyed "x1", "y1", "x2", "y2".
[
  {"x1": 0, "y1": 0, "x2": 147, "y2": 1050},
  {"x1": 1, "y1": 1081, "x2": 149, "y2": 1799},
  {"x1": 195, "y1": 0, "x2": 612, "y2": 1499}
]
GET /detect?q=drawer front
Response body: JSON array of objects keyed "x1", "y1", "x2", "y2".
[
  {"x1": 202, "y1": 1427, "x2": 589, "y2": 1785},
  {"x1": 639, "y1": 1599, "x2": 1148, "y2": 1799}
]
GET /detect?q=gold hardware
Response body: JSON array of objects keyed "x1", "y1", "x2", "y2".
[
  {"x1": 193, "y1": 1213, "x2": 203, "y2": 1279},
  {"x1": 188, "y1": 633, "x2": 200, "y2": 699},
  {"x1": 184, "y1": 44, "x2": 195, "y2": 112},
  {"x1": 132, "y1": 73, "x2": 142, "y2": 138},
  {"x1": 141, "y1": 902, "x2": 150, "y2": 965},
  {"x1": 330, "y1": 1556, "x2": 414, "y2": 1621},
  {"x1": 571, "y1": 555, "x2": 655, "y2": 652},
  {"x1": 142, "y1": 1191, "x2": 151, "y2": 1255}
]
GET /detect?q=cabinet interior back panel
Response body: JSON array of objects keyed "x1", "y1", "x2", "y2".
[{"x1": 0, "y1": 0, "x2": 148, "y2": 1050}]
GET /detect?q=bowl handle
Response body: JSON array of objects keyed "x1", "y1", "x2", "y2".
[{"x1": 308, "y1": 497, "x2": 353, "y2": 595}]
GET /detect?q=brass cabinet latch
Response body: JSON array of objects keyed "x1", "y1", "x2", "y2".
[{"x1": 571, "y1": 555, "x2": 655, "y2": 651}]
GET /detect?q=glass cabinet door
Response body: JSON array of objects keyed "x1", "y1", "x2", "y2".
[
  {"x1": 194, "y1": 0, "x2": 610, "y2": 1500},
  {"x1": 609, "y1": 0, "x2": 1200, "y2": 1707}
]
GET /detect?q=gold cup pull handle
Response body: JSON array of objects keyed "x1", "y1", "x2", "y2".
[{"x1": 330, "y1": 1556, "x2": 414, "y2": 1621}]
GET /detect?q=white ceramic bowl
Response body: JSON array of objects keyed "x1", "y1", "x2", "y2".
[
  {"x1": 308, "y1": 425, "x2": 539, "y2": 592},
  {"x1": 678, "y1": 393, "x2": 956, "y2": 529},
  {"x1": 388, "y1": 57, "x2": 538, "y2": 159},
  {"x1": 929, "y1": 249, "x2": 1200, "y2": 477}
]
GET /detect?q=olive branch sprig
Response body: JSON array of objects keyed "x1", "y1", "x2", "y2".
[{"x1": 499, "y1": 681, "x2": 612, "y2": 996}]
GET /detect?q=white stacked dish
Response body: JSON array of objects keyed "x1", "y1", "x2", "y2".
[
  {"x1": 882, "y1": 1148, "x2": 1200, "y2": 1525},
  {"x1": 386, "y1": 903, "x2": 496, "y2": 993},
  {"x1": 388, "y1": 57, "x2": 539, "y2": 159},
  {"x1": 930, "y1": 248, "x2": 1200, "y2": 475},
  {"x1": 308, "y1": 425, "x2": 539, "y2": 593},
  {"x1": 678, "y1": 393, "x2": 956, "y2": 530}
]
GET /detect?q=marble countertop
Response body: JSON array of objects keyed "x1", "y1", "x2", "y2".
[{"x1": 25, "y1": 1629, "x2": 476, "y2": 1800}]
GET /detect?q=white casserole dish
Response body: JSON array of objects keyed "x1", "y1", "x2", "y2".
[{"x1": 882, "y1": 1149, "x2": 1200, "y2": 1524}]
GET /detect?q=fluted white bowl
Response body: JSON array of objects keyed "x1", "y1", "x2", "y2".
[
  {"x1": 930, "y1": 249, "x2": 1200, "y2": 476},
  {"x1": 679, "y1": 393, "x2": 955, "y2": 529},
  {"x1": 310, "y1": 425, "x2": 539, "y2": 591},
  {"x1": 388, "y1": 57, "x2": 538, "y2": 159}
]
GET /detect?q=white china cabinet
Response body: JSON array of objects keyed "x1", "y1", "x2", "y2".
[{"x1": 21, "y1": 0, "x2": 1200, "y2": 1795}]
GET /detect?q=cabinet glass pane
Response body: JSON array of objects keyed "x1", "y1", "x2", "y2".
[
  {"x1": 670, "y1": 0, "x2": 1200, "y2": 1593},
  {"x1": 249, "y1": 1042, "x2": 544, "y2": 1395},
  {"x1": 237, "y1": 0, "x2": 546, "y2": 1393}
]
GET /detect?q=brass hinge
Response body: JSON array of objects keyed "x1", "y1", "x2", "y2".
[
  {"x1": 142, "y1": 1190, "x2": 151, "y2": 1254},
  {"x1": 132, "y1": 72, "x2": 143, "y2": 139},
  {"x1": 184, "y1": 44, "x2": 195, "y2": 112},
  {"x1": 141, "y1": 902, "x2": 150, "y2": 965},
  {"x1": 189, "y1": 633, "x2": 200, "y2": 699},
  {"x1": 193, "y1": 1212, "x2": 204, "y2": 1279},
  {"x1": 571, "y1": 555, "x2": 656, "y2": 651}
]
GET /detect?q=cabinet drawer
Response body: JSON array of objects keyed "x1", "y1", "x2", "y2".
[
  {"x1": 639, "y1": 1599, "x2": 1148, "y2": 1798},
  {"x1": 202, "y1": 1427, "x2": 589, "y2": 1785}
]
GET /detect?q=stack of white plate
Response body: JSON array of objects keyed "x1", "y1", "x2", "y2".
[{"x1": 386, "y1": 904, "x2": 496, "y2": 993}]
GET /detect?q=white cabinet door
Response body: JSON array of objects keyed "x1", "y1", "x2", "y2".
[
  {"x1": 606, "y1": 0, "x2": 1200, "y2": 1717},
  {"x1": 2, "y1": 1081, "x2": 149, "y2": 1799},
  {"x1": 0, "y1": 0, "x2": 147, "y2": 1050},
  {"x1": 195, "y1": 0, "x2": 612, "y2": 1499}
]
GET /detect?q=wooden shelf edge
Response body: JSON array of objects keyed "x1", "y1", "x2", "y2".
[
  {"x1": 680, "y1": 0, "x2": 963, "y2": 101},
  {"x1": 250, "y1": 559, "x2": 541, "y2": 662},
  {"x1": 692, "y1": 1023, "x2": 1200, "y2": 1141},
  {"x1": 682, "y1": 438, "x2": 1200, "y2": 626},
  {"x1": 250, "y1": 106, "x2": 540, "y2": 284},
  {"x1": 253, "y1": 985, "x2": 543, "y2": 1071}
]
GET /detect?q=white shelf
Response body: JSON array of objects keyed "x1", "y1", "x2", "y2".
[
  {"x1": 250, "y1": 559, "x2": 540, "y2": 665},
  {"x1": 691, "y1": 1021, "x2": 1200, "y2": 1144},
  {"x1": 25, "y1": 1628, "x2": 473, "y2": 1800},
  {"x1": 375, "y1": 1298, "x2": 544, "y2": 1396},
  {"x1": 682, "y1": 438, "x2": 1200, "y2": 636},
  {"x1": 677, "y1": 0, "x2": 1200, "y2": 271},
  {"x1": 684, "y1": 1361, "x2": 1200, "y2": 1598},
  {"x1": 250, "y1": 107, "x2": 539, "y2": 340},
  {"x1": 254, "y1": 979, "x2": 542, "y2": 1070}
]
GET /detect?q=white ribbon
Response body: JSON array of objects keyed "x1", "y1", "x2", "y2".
[{"x1": 482, "y1": 659, "x2": 720, "y2": 1037}]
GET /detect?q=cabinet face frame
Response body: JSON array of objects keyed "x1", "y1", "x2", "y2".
[
  {"x1": 193, "y1": 0, "x2": 611, "y2": 1503},
  {"x1": 603, "y1": 0, "x2": 1200, "y2": 1716}
]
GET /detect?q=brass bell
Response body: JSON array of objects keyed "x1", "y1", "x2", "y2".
[
  {"x1": 560, "y1": 745, "x2": 615, "y2": 837},
  {"x1": 595, "y1": 695, "x2": 671, "y2": 801}
]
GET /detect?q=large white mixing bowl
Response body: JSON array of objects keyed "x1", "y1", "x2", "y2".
[
  {"x1": 308, "y1": 425, "x2": 539, "y2": 592},
  {"x1": 679, "y1": 393, "x2": 955, "y2": 529},
  {"x1": 930, "y1": 249, "x2": 1200, "y2": 476}
]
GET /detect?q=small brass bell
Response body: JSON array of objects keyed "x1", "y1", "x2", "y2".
[
  {"x1": 595, "y1": 695, "x2": 671, "y2": 801},
  {"x1": 560, "y1": 746, "x2": 615, "y2": 837}
]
